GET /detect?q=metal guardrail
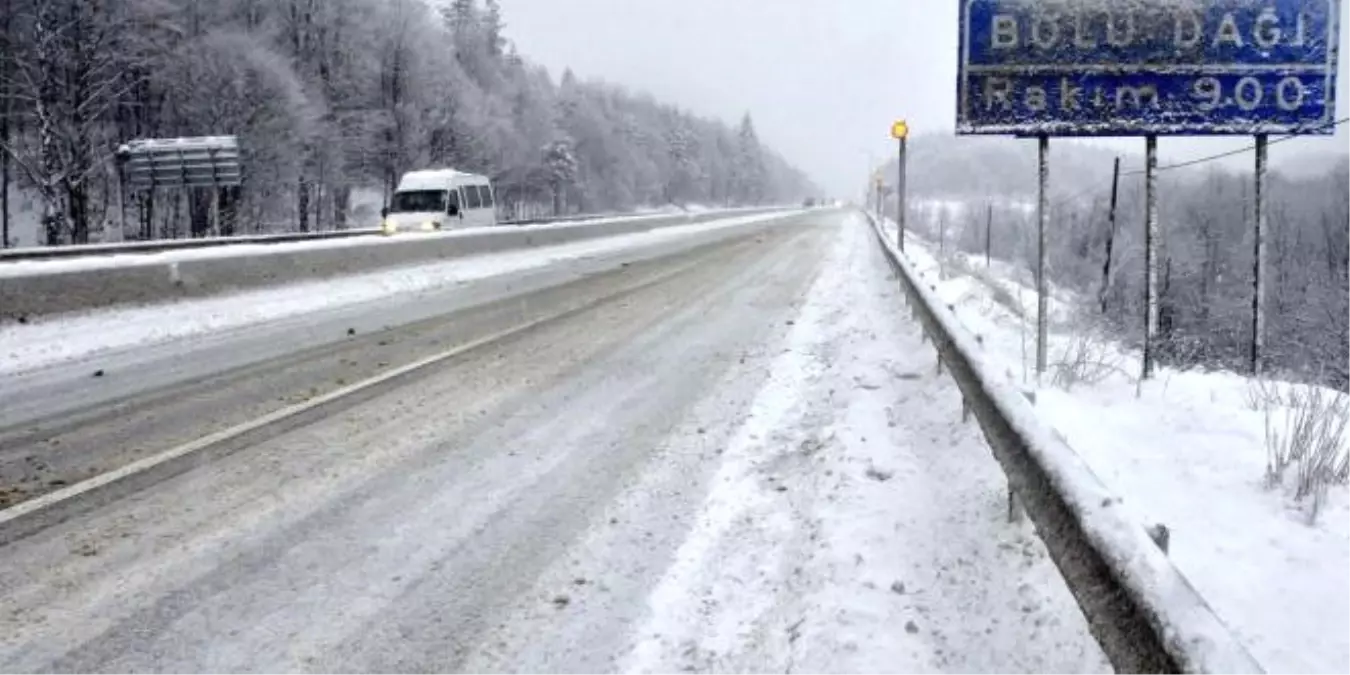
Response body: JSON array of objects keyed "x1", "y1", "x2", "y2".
[
  {"x1": 499, "y1": 211, "x2": 631, "y2": 226},
  {"x1": 1, "y1": 206, "x2": 794, "y2": 322},
  {"x1": 0, "y1": 228, "x2": 382, "y2": 262},
  {"x1": 862, "y1": 211, "x2": 1262, "y2": 674},
  {"x1": 0, "y1": 210, "x2": 669, "y2": 263}
]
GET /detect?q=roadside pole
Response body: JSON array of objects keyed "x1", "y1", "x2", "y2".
[
  {"x1": 115, "y1": 146, "x2": 130, "y2": 243},
  {"x1": 891, "y1": 119, "x2": 909, "y2": 252},
  {"x1": 1099, "y1": 157, "x2": 1120, "y2": 315},
  {"x1": 1251, "y1": 134, "x2": 1268, "y2": 375},
  {"x1": 1035, "y1": 135, "x2": 1048, "y2": 379},
  {"x1": 1143, "y1": 135, "x2": 1159, "y2": 380}
]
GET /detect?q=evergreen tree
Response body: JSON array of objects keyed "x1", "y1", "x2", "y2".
[
  {"x1": 735, "y1": 113, "x2": 766, "y2": 205},
  {"x1": 483, "y1": 0, "x2": 505, "y2": 57}
]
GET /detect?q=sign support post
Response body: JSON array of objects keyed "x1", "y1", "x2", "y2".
[
  {"x1": 1252, "y1": 134, "x2": 1268, "y2": 375},
  {"x1": 897, "y1": 135, "x2": 907, "y2": 251},
  {"x1": 1143, "y1": 135, "x2": 1159, "y2": 380},
  {"x1": 115, "y1": 146, "x2": 130, "y2": 243},
  {"x1": 1036, "y1": 135, "x2": 1049, "y2": 378},
  {"x1": 890, "y1": 119, "x2": 909, "y2": 252}
]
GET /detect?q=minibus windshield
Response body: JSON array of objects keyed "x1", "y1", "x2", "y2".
[{"x1": 389, "y1": 190, "x2": 447, "y2": 213}]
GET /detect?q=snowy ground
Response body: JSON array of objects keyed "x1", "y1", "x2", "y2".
[
  {"x1": 618, "y1": 212, "x2": 1107, "y2": 673},
  {"x1": 879, "y1": 218, "x2": 1349, "y2": 674},
  {"x1": 0, "y1": 211, "x2": 786, "y2": 377}
]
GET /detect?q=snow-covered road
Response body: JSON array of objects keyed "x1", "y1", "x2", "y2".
[
  {"x1": 0, "y1": 211, "x2": 791, "y2": 378},
  {"x1": 0, "y1": 210, "x2": 1106, "y2": 672}
]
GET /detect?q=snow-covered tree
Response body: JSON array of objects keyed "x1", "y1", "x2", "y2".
[
  {"x1": 542, "y1": 136, "x2": 578, "y2": 215},
  {"x1": 1, "y1": 0, "x2": 149, "y2": 244},
  {"x1": 0, "y1": 0, "x2": 817, "y2": 246},
  {"x1": 733, "y1": 113, "x2": 767, "y2": 205},
  {"x1": 483, "y1": 0, "x2": 505, "y2": 58}
]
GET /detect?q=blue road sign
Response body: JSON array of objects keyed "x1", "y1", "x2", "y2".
[{"x1": 957, "y1": 0, "x2": 1341, "y2": 136}]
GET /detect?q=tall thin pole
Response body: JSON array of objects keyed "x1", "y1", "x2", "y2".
[
  {"x1": 113, "y1": 147, "x2": 130, "y2": 242},
  {"x1": 985, "y1": 203, "x2": 992, "y2": 268},
  {"x1": 1036, "y1": 135, "x2": 1049, "y2": 378},
  {"x1": 1, "y1": 0, "x2": 10, "y2": 249},
  {"x1": 1100, "y1": 157, "x2": 1120, "y2": 314},
  {"x1": 1251, "y1": 134, "x2": 1268, "y2": 375},
  {"x1": 897, "y1": 136, "x2": 907, "y2": 252},
  {"x1": 1, "y1": 109, "x2": 8, "y2": 248},
  {"x1": 1143, "y1": 136, "x2": 1159, "y2": 380},
  {"x1": 117, "y1": 164, "x2": 127, "y2": 241}
]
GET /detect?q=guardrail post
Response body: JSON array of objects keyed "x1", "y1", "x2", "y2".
[
  {"x1": 935, "y1": 353, "x2": 944, "y2": 376},
  {"x1": 1148, "y1": 523, "x2": 1171, "y2": 555},
  {"x1": 1007, "y1": 488, "x2": 1023, "y2": 523}
]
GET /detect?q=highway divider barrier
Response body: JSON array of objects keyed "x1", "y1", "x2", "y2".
[{"x1": 0, "y1": 208, "x2": 790, "y2": 322}]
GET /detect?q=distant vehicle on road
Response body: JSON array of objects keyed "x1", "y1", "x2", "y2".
[
  {"x1": 802, "y1": 198, "x2": 816, "y2": 208},
  {"x1": 382, "y1": 169, "x2": 496, "y2": 233}
]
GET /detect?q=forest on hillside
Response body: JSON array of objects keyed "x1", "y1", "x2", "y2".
[
  {"x1": 882, "y1": 137, "x2": 1350, "y2": 388},
  {"x1": 0, "y1": 0, "x2": 817, "y2": 247}
]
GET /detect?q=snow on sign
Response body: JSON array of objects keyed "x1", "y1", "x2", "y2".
[{"x1": 956, "y1": 0, "x2": 1341, "y2": 136}]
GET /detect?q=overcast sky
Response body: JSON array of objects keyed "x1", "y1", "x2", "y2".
[{"x1": 502, "y1": 0, "x2": 1349, "y2": 197}]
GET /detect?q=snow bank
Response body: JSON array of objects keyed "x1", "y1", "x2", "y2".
[{"x1": 886, "y1": 216, "x2": 1348, "y2": 673}]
